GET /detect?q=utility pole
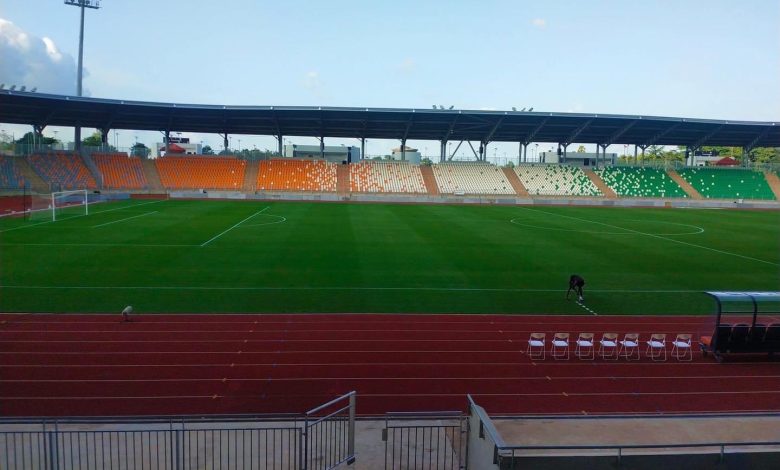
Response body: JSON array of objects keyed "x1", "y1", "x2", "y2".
[{"x1": 65, "y1": 1, "x2": 101, "y2": 150}]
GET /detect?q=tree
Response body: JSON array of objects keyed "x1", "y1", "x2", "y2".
[
  {"x1": 420, "y1": 157, "x2": 433, "y2": 166},
  {"x1": 130, "y1": 142, "x2": 150, "y2": 158},
  {"x1": 81, "y1": 132, "x2": 117, "y2": 151},
  {"x1": 201, "y1": 145, "x2": 215, "y2": 155},
  {"x1": 15, "y1": 132, "x2": 58, "y2": 146},
  {"x1": 576, "y1": 145, "x2": 586, "y2": 153}
]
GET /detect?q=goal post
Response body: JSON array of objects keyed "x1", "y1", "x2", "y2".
[{"x1": 43, "y1": 190, "x2": 89, "y2": 221}]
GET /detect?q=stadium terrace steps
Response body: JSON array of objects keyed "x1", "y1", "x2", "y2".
[
  {"x1": 677, "y1": 168, "x2": 776, "y2": 200},
  {"x1": 348, "y1": 161, "x2": 427, "y2": 193},
  {"x1": 256, "y1": 159, "x2": 337, "y2": 192},
  {"x1": 0, "y1": 155, "x2": 28, "y2": 190},
  {"x1": 432, "y1": 163, "x2": 515, "y2": 195},
  {"x1": 79, "y1": 152, "x2": 103, "y2": 188},
  {"x1": 27, "y1": 152, "x2": 98, "y2": 190},
  {"x1": 13, "y1": 158, "x2": 48, "y2": 192},
  {"x1": 583, "y1": 169, "x2": 616, "y2": 198},
  {"x1": 141, "y1": 159, "x2": 164, "y2": 191},
  {"x1": 93, "y1": 153, "x2": 148, "y2": 189},
  {"x1": 156, "y1": 156, "x2": 246, "y2": 190},
  {"x1": 336, "y1": 164, "x2": 350, "y2": 193},
  {"x1": 514, "y1": 165, "x2": 599, "y2": 196},
  {"x1": 419, "y1": 165, "x2": 440, "y2": 195},
  {"x1": 595, "y1": 167, "x2": 687, "y2": 198},
  {"x1": 667, "y1": 169, "x2": 702, "y2": 199},
  {"x1": 501, "y1": 167, "x2": 529, "y2": 196},
  {"x1": 242, "y1": 160, "x2": 259, "y2": 192},
  {"x1": 763, "y1": 171, "x2": 780, "y2": 200}
]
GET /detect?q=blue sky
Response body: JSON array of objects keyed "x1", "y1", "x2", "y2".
[{"x1": 1, "y1": 0, "x2": 779, "y2": 159}]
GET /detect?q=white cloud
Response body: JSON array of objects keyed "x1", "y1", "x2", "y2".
[
  {"x1": 531, "y1": 18, "x2": 546, "y2": 28},
  {"x1": 0, "y1": 17, "x2": 81, "y2": 95},
  {"x1": 398, "y1": 58, "x2": 416, "y2": 73}
]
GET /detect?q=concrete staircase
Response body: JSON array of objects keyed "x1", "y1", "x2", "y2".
[
  {"x1": 336, "y1": 164, "x2": 350, "y2": 194},
  {"x1": 667, "y1": 169, "x2": 702, "y2": 199},
  {"x1": 80, "y1": 152, "x2": 103, "y2": 188},
  {"x1": 242, "y1": 160, "x2": 259, "y2": 192},
  {"x1": 15, "y1": 157, "x2": 49, "y2": 192},
  {"x1": 583, "y1": 170, "x2": 616, "y2": 198},
  {"x1": 764, "y1": 170, "x2": 780, "y2": 200},
  {"x1": 141, "y1": 159, "x2": 164, "y2": 192},
  {"x1": 502, "y1": 167, "x2": 529, "y2": 196},
  {"x1": 419, "y1": 165, "x2": 440, "y2": 195}
]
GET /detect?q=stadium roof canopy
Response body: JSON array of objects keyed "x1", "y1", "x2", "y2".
[{"x1": 1, "y1": 90, "x2": 778, "y2": 149}]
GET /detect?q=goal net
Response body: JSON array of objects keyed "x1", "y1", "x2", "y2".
[{"x1": 29, "y1": 190, "x2": 90, "y2": 221}]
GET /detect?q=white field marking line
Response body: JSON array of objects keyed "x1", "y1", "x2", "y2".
[
  {"x1": 509, "y1": 218, "x2": 705, "y2": 236},
  {"x1": 519, "y1": 207, "x2": 780, "y2": 267},
  {"x1": 200, "y1": 206, "x2": 270, "y2": 247},
  {"x1": 240, "y1": 214, "x2": 287, "y2": 227},
  {"x1": 1, "y1": 243, "x2": 198, "y2": 247},
  {"x1": 0, "y1": 200, "x2": 166, "y2": 234},
  {"x1": 0, "y1": 285, "x2": 726, "y2": 293},
  {"x1": 576, "y1": 301, "x2": 598, "y2": 316},
  {"x1": 91, "y1": 211, "x2": 158, "y2": 228}
]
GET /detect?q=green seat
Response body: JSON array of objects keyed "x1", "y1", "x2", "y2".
[
  {"x1": 594, "y1": 167, "x2": 687, "y2": 198},
  {"x1": 678, "y1": 168, "x2": 775, "y2": 200}
]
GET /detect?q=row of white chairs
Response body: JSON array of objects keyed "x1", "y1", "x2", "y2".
[{"x1": 526, "y1": 332, "x2": 693, "y2": 362}]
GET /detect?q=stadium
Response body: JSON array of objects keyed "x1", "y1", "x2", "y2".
[{"x1": 1, "y1": 1, "x2": 780, "y2": 469}]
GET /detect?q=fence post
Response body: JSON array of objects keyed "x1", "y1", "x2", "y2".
[
  {"x1": 302, "y1": 415, "x2": 309, "y2": 470},
  {"x1": 347, "y1": 392, "x2": 356, "y2": 465}
]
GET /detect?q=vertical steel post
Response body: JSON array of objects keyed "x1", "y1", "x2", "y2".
[
  {"x1": 361, "y1": 137, "x2": 366, "y2": 160},
  {"x1": 348, "y1": 393, "x2": 356, "y2": 463},
  {"x1": 277, "y1": 134, "x2": 283, "y2": 156}
]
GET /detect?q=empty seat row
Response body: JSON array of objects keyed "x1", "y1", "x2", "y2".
[
  {"x1": 93, "y1": 153, "x2": 148, "y2": 189},
  {"x1": 349, "y1": 161, "x2": 426, "y2": 193},
  {"x1": 431, "y1": 163, "x2": 515, "y2": 195},
  {"x1": 515, "y1": 164, "x2": 600, "y2": 196},
  {"x1": 678, "y1": 168, "x2": 775, "y2": 200},
  {"x1": 27, "y1": 152, "x2": 97, "y2": 190},
  {"x1": 595, "y1": 167, "x2": 687, "y2": 198},
  {"x1": 0, "y1": 155, "x2": 26, "y2": 189},
  {"x1": 156, "y1": 156, "x2": 246, "y2": 190},
  {"x1": 528, "y1": 332, "x2": 693, "y2": 362},
  {"x1": 257, "y1": 159, "x2": 337, "y2": 192},
  {"x1": 700, "y1": 323, "x2": 780, "y2": 357}
]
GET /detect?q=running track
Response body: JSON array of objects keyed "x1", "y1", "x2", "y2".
[{"x1": 1, "y1": 313, "x2": 779, "y2": 417}]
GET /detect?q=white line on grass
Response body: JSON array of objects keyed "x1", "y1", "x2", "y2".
[
  {"x1": 0, "y1": 200, "x2": 166, "y2": 233},
  {"x1": 200, "y1": 206, "x2": 270, "y2": 247},
  {"x1": 518, "y1": 207, "x2": 780, "y2": 267},
  {"x1": 92, "y1": 211, "x2": 158, "y2": 228},
  {"x1": 576, "y1": 301, "x2": 598, "y2": 315},
  {"x1": 1, "y1": 243, "x2": 197, "y2": 247}
]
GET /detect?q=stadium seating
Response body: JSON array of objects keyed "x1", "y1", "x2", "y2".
[
  {"x1": 514, "y1": 164, "x2": 600, "y2": 196},
  {"x1": 431, "y1": 163, "x2": 515, "y2": 195},
  {"x1": 0, "y1": 155, "x2": 26, "y2": 189},
  {"x1": 594, "y1": 167, "x2": 687, "y2": 198},
  {"x1": 677, "y1": 168, "x2": 775, "y2": 200},
  {"x1": 256, "y1": 159, "x2": 337, "y2": 192},
  {"x1": 349, "y1": 161, "x2": 427, "y2": 193},
  {"x1": 93, "y1": 153, "x2": 148, "y2": 189},
  {"x1": 27, "y1": 152, "x2": 97, "y2": 190},
  {"x1": 155, "y1": 156, "x2": 246, "y2": 190}
]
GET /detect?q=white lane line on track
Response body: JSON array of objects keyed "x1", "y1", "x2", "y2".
[
  {"x1": 519, "y1": 206, "x2": 780, "y2": 267},
  {"x1": 91, "y1": 211, "x2": 158, "y2": 228},
  {"x1": 200, "y1": 206, "x2": 269, "y2": 246},
  {"x1": 0, "y1": 200, "x2": 167, "y2": 234}
]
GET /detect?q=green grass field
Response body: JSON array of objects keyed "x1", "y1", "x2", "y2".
[{"x1": 0, "y1": 199, "x2": 778, "y2": 315}]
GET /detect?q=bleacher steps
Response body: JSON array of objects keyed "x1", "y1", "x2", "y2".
[
  {"x1": 141, "y1": 159, "x2": 164, "y2": 191},
  {"x1": 502, "y1": 167, "x2": 529, "y2": 196},
  {"x1": 16, "y1": 157, "x2": 49, "y2": 193},
  {"x1": 583, "y1": 169, "x2": 616, "y2": 198},
  {"x1": 242, "y1": 160, "x2": 259, "y2": 192},
  {"x1": 80, "y1": 152, "x2": 103, "y2": 188},
  {"x1": 419, "y1": 165, "x2": 440, "y2": 195},
  {"x1": 336, "y1": 164, "x2": 350, "y2": 194},
  {"x1": 764, "y1": 171, "x2": 780, "y2": 200},
  {"x1": 667, "y1": 169, "x2": 702, "y2": 199}
]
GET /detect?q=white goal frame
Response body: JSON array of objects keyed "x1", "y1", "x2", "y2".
[{"x1": 51, "y1": 190, "x2": 89, "y2": 221}]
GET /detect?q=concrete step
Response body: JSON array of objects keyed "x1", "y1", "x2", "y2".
[
  {"x1": 502, "y1": 167, "x2": 529, "y2": 196},
  {"x1": 16, "y1": 157, "x2": 49, "y2": 192},
  {"x1": 667, "y1": 169, "x2": 702, "y2": 199},
  {"x1": 336, "y1": 164, "x2": 350, "y2": 194},
  {"x1": 141, "y1": 159, "x2": 164, "y2": 191},
  {"x1": 583, "y1": 169, "x2": 616, "y2": 198},
  {"x1": 419, "y1": 165, "x2": 440, "y2": 195},
  {"x1": 763, "y1": 170, "x2": 780, "y2": 201},
  {"x1": 242, "y1": 160, "x2": 259, "y2": 192}
]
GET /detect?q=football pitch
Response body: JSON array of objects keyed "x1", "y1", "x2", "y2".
[{"x1": 0, "y1": 199, "x2": 777, "y2": 315}]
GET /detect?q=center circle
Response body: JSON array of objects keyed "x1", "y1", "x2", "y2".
[{"x1": 242, "y1": 214, "x2": 287, "y2": 227}]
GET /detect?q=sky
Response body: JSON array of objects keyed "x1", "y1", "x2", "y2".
[{"x1": 1, "y1": 0, "x2": 779, "y2": 160}]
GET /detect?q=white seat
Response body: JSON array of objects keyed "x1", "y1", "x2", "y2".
[
  {"x1": 645, "y1": 333, "x2": 667, "y2": 361},
  {"x1": 671, "y1": 334, "x2": 693, "y2": 361},
  {"x1": 598, "y1": 333, "x2": 619, "y2": 360},
  {"x1": 527, "y1": 333, "x2": 546, "y2": 360},
  {"x1": 575, "y1": 333, "x2": 595, "y2": 360},
  {"x1": 551, "y1": 333, "x2": 570, "y2": 360},
  {"x1": 618, "y1": 333, "x2": 640, "y2": 360}
]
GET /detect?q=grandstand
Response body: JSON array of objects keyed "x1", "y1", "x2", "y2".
[
  {"x1": 432, "y1": 162, "x2": 516, "y2": 195},
  {"x1": 27, "y1": 152, "x2": 97, "y2": 190},
  {"x1": 514, "y1": 164, "x2": 601, "y2": 196},
  {"x1": 93, "y1": 153, "x2": 148, "y2": 189},
  {"x1": 595, "y1": 166, "x2": 688, "y2": 198},
  {"x1": 0, "y1": 155, "x2": 26, "y2": 189},
  {"x1": 349, "y1": 161, "x2": 427, "y2": 193},
  {"x1": 678, "y1": 167, "x2": 776, "y2": 200},
  {"x1": 155, "y1": 156, "x2": 246, "y2": 190},
  {"x1": 256, "y1": 159, "x2": 337, "y2": 192}
]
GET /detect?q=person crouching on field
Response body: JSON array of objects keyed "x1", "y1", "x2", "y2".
[{"x1": 567, "y1": 275, "x2": 585, "y2": 302}]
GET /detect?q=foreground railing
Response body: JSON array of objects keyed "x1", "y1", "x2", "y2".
[{"x1": 0, "y1": 392, "x2": 356, "y2": 470}]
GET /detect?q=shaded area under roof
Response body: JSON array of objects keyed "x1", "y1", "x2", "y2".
[{"x1": 1, "y1": 91, "x2": 778, "y2": 148}]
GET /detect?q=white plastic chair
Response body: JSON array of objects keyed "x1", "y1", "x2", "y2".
[
  {"x1": 646, "y1": 333, "x2": 667, "y2": 361},
  {"x1": 527, "y1": 333, "x2": 546, "y2": 361},
  {"x1": 575, "y1": 333, "x2": 595, "y2": 360},
  {"x1": 671, "y1": 333, "x2": 693, "y2": 361},
  {"x1": 619, "y1": 333, "x2": 640, "y2": 360},
  {"x1": 551, "y1": 333, "x2": 570, "y2": 360},
  {"x1": 598, "y1": 333, "x2": 619, "y2": 360}
]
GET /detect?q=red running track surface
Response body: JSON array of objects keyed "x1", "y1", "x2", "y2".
[{"x1": 1, "y1": 313, "x2": 779, "y2": 417}]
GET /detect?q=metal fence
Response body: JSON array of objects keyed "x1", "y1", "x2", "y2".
[
  {"x1": 382, "y1": 412, "x2": 467, "y2": 470},
  {"x1": 0, "y1": 392, "x2": 356, "y2": 470}
]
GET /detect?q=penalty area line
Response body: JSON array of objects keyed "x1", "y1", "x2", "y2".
[
  {"x1": 92, "y1": 211, "x2": 158, "y2": 228},
  {"x1": 200, "y1": 206, "x2": 270, "y2": 247}
]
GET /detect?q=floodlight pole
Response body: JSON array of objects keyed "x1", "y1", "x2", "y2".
[{"x1": 65, "y1": 0, "x2": 100, "y2": 150}]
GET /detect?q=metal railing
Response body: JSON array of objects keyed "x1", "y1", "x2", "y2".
[
  {"x1": 0, "y1": 392, "x2": 357, "y2": 470},
  {"x1": 467, "y1": 395, "x2": 780, "y2": 469},
  {"x1": 382, "y1": 411, "x2": 467, "y2": 470}
]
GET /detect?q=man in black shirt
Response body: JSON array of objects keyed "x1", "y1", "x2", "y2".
[{"x1": 567, "y1": 275, "x2": 585, "y2": 302}]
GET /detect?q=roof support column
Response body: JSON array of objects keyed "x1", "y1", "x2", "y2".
[
  {"x1": 277, "y1": 134, "x2": 283, "y2": 156},
  {"x1": 641, "y1": 145, "x2": 646, "y2": 166},
  {"x1": 164, "y1": 130, "x2": 171, "y2": 155},
  {"x1": 401, "y1": 138, "x2": 406, "y2": 161},
  {"x1": 562, "y1": 144, "x2": 569, "y2": 163},
  {"x1": 634, "y1": 145, "x2": 638, "y2": 165},
  {"x1": 319, "y1": 137, "x2": 325, "y2": 159},
  {"x1": 100, "y1": 128, "x2": 110, "y2": 152},
  {"x1": 594, "y1": 144, "x2": 599, "y2": 169},
  {"x1": 74, "y1": 126, "x2": 82, "y2": 151},
  {"x1": 361, "y1": 138, "x2": 366, "y2": 161},
  {"x1": 685, "y1": 146, "x2": 690, "y2": 166},
  {"x1": 440, "y1": 140, "x2": 446, "y2": 163}
]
